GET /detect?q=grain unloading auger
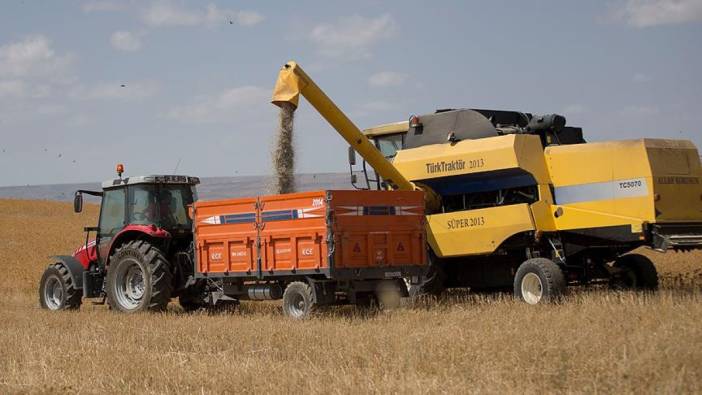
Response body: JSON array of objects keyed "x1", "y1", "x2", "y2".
[
  {"x1": 272, "y1": 60, "x2": 702, "y2": 304},
  {"x1": 271, "y1": 61, "x2": 441, "y2": 210}
]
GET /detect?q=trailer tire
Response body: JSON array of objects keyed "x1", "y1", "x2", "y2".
[
  {"x1": 282, "y1": 281, "x2": 316, "y2": 319},
  {"x1": 514, "y1": 258, "x2": 565, "y2": 305},
  {"x1": 106, "y1": 240, "x2": 173, "y2": 313},
  {"x1": 179, "y1": 281, "x2": 208, "y2": 312},
  {"x1": 39, "y1": 263, "x2": 82, "y2": 310},
  {"x1": 611, "y1": 254, "x2": 659, "y2": 291},
  {"x1": 376, "y1": 280, "x2": 403, "y2": 311}
]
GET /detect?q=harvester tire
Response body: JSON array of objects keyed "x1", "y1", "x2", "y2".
[
  {"x1": 106, "y1": 240, "x2": 173, "y2": 313},
  {"x1": 514, "y1": 258, "x2": 566, "y2": 305},
  {"x1": 39, "y1": 263, "x2": 82, "y2": 310},
  {"x1": 282, "y1": 281, "x2": 316, "y2": 319},
  {"x1": 611, "y1": 254, "x2": 659, "y2": 291}
]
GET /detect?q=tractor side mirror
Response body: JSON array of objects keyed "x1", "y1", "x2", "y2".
[
  {"x1": 348, "y1": 146, "x2": 356, "y2": 166},
  {"x1": 73, "y1": 192, "x2": 83, "y2": 213}
]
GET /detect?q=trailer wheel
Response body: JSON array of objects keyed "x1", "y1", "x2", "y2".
[
  {"x1": 611, "y1": 254, "x2": 659, "y2": 290},
  {"x1": 106, "y1": 240, "x2": 173, "y2": 313},
  {"x1": 514, "y1": 258, "x2": 566, "y2": 305},
  {"x1": 376, "y1": 280, "x2": 402, "y2": 311},
  {"x1": 39, "y1": 263, "x2": 82, "y2": 310},
  {"x1": 179, "y1": 280, "x2": 208, "y2": 312},
  {"x1": 282, "y1": 282, "x2": 316, "y2": 319}
]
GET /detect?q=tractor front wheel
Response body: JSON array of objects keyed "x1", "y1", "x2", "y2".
[
  {"x1": 39, "y1": 263, "x2": 82, "y2": 310},
  {"x1": 106, "y1": 240, "x2": 173, "y2": 313}
]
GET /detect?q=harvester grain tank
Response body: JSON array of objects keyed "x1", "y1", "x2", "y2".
[{"x1": 271, "y1": 60, "x2": 702, "y2": 304}]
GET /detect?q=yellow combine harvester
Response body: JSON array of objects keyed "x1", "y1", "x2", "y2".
[{"x1": 272, "y1": 61, "x2": 702, "y2": 304}]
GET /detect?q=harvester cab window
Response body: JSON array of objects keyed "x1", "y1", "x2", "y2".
[
  {"x1": 375, "y1": 134, "x2": 404, "y2": 160},
  {"x1": 99, "y1": 189, "x2": 126, "y2": 236}
]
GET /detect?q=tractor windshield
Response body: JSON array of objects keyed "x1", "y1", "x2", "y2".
[{"x1": 127, "y1": 184, "x2": 194, "y2": 229}]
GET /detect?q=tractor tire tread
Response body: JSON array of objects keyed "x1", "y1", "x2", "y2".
[{"x1": 106, "y1": 240, "x2": 173, "y2": 312}]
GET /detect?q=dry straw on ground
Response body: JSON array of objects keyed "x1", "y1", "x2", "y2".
[
  {"x1": 272, "y1": 102, "x2": 296, "y2": 194},
  {"x1": 1, "y1": 199, "x2": 701, "y2": 394}
]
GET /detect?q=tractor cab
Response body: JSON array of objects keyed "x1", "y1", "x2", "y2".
[{"x1": 73, "y1": 167, "x2": 200, "y2": 274}]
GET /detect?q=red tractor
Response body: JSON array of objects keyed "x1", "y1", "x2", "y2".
[{"x1": 39, "y1": 167, "x2": 204, "y2": 312}]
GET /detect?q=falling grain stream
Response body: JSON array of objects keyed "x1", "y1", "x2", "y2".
[{"x1": 273, "y1": 102, "x2": 296, "y2": 194}]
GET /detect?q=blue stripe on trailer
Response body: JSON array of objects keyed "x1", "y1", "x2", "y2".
[
  {"x1": 221, "y1": 213, "x2": 256, "y2": 224},
  {"x1": 261, "y1": 209, "x2": 300, "y2": 222}
]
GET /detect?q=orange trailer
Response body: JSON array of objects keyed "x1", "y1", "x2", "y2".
[{"x1": 191, "y1": 190, "x2": 426, "y2": 317}]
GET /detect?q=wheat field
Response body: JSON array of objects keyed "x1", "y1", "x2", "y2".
[{"x1": 1, "y1": 199, "x2": 701, "y2": 394}]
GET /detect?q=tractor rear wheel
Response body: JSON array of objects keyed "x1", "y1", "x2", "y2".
[
  {"x1": 106, "y1": 240, "x2": 173, "y2": 313},
  {"x1": 282, "y1": 281, "x2": 316, "y2": 319},
  {"x1": 610, "y1": 254, "x2": 659, "y2": 290},
  {"x1": 514, "y1": 258, "x2": 566, "y2": 304},
  {"x1": 39, "y1": 263, "x2": 82, "y2": 310}
]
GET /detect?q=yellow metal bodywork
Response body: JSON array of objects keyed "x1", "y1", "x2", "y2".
[
  {"x1": 363, "y1": 121, "x2": 409, "y2": 138},
  {"x1": 272, "y1": 61, "x2": 702, "y2": 259},
  {"x1": 271, "y1": 61, "x2": 414, "y2": 192},
  {"x1": 427, "y1": 204, "x2": 535, "y2": 256},
  {"x1": 393, "y1": 134, "x2": 550, "y2": 183},
  {"x1": 546, "y1": 138, "x2": 702, "y2": 233}
]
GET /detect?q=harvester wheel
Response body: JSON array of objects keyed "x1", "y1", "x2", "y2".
[
  {"x1": 39, "y1": 263, "x2": 82, "y2": 310},
  {"x1": 514, "y1": 258, "x2": 566, "y2": 305},
  {"x1": 611, "y1": 254, "x2": 659, "y2": 291},
  {"x1": 282, "y1": 281, "x2": 316, "y2": 319},
  {"x1": 106, "y1": 240, "x2": 173, "y2": 313}
]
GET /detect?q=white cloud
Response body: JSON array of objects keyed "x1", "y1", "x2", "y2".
[
  {"x1": 0, "y1": 35, "x2": 73, "y2": 79},
  {"x1": 110, "y1": 31, "x2": 143, "y2": 52},
  {"x1": 141, "y1": 2, "x2": 264, "y2": 28},
  {"x1": 369, "y1": 71, "x2": 408, "y2": 87},
  {"x1": 610, "y1": 0, "x2": 702, "y2": 27},
  {"x1": 69, "y1": 81, "x2": 159, "y2": 101},
  {"x1": 165, "y1": 85, "x2": 270, "y2": 123},
  {"x1": 81, "y1": 1, "x2": 125, "y2": 13},
  {"x1": 309, "y1": 14, "x2": 397, "y2": 60}
]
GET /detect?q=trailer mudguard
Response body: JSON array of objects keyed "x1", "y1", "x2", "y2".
[{"x1": 49, "y1": 255, "x2": 84, "y2": 290}]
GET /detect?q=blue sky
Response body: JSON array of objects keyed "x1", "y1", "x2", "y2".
[{"x1": 0, "y1": 0, "x2": 700, "y2": 186}]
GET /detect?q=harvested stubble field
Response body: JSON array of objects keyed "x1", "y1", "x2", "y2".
[{"x1": 1, "y1": 199, "x2": 702, "y2": 394}]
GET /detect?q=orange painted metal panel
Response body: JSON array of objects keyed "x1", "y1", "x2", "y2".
[
  {"x1": 193, "y1": 190, "x2": 425, "y2": 276},
  {"x1": 328, "y1": 190, "x2": 425, "y2": 270},
  {"x1": 193, "y1": 197, "x2": 258, "y2": 274}
]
